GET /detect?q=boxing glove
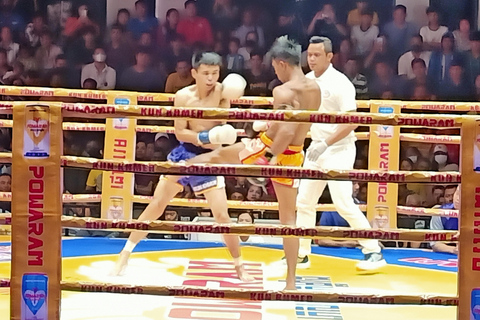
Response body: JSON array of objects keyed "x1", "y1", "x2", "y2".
[
  {"x1": 197, "y1": 124, "x2": 237, "y2": 145},
  {"x1": 222, "y1": 73, "x2": 247, "y2": 100},
  {"x1": 252, "y1": 121, "x2": 271, "y2": 132},
  {"x1": 306, "y1": 140, "x2": 329, "y2": 162}
]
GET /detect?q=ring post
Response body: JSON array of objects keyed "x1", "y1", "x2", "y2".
[
  {"x1": 366, "y1": 101, "x2": 400, "y2": 229},
  {"x1": 100, "y1": 92, "x2": 138, "y2": 220},
  {"x1": 11, "y1": 103, "x2": 62, "y2": 319},
  {"x1": 458, "y1": 117, "x2": 480, "y2": 320}
]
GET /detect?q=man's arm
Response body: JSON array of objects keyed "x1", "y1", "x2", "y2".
[
  {"x1": 430, "y1": 216, "x2": 457, "y2": 254},
  {"x1": 268, "y1": 86, "x2": 298, "y2": 155}
]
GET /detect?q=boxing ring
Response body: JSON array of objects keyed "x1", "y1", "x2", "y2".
[{"x1": 0, "y1": 86, "x2": 477, "y2": 319}]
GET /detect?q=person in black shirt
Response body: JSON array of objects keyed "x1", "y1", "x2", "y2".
[{"x1": 243, "y1": 50, "x2": 273, "y2": 96}]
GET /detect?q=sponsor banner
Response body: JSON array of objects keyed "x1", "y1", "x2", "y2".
[
  {"x1": 11, "y1": 103, "x2": 62, "y2": 320},
  {"x1": 100, "y1": 92, "x2": 137, "y2": 219},
  {"x1": 367, "y1": 103, "x2": 400, "y2": 228}
]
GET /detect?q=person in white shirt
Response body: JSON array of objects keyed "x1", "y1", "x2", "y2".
[
  {"x1": 419, "y1": 7, "x2": 448, "y2": 51},
  {"x1": 81, "y1": 47, "x2": 116, "y2": 90},
  {"x1": 398, "y1": 35, "x2": 431, "y2": 79},
  {"x1": 350, "y1": 9, "x2": 379, "y2": 57},
  {"x1": 295, "y1": 36, "x2": 386, "y2": 272},
  {"x1": 0, "y1": 26, "x2": 19, "y2": 65}
]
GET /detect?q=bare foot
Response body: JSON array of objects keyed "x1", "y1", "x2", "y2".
[
  {"x1": 235, "y1": 264, "x2": 255, "y2": 282},
  {"x1": 111, "y1": 250, "x2": 131, "y2": 276}
]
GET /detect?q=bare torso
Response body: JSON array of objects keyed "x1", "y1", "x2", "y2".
[
  {"x1": 179, "y1": 83, "x2": 226, "y2": 132},
  {"x1": 267, "y1": 77, "x2": 321, "y2": 146}
]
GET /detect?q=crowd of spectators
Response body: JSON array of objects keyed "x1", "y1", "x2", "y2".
[{"x1": 0, "y1": 0, "x2": 468, "y2": 248}]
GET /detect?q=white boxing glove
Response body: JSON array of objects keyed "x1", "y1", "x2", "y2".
[
  {"x1": 222, "y1": 73, "x2": 247, "y2": 100},
  {"x1": 197, "y1": 124, "x2": 237, "y2": 145},
  {"x1": 306, "y1": 140, "x2": 329, "y2": 162},
  {"x1": 252, "y1": 121, "x2": 271, "y2": 132}
]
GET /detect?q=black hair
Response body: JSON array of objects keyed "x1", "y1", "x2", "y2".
[
  {"x1": 192, "y1": 52, "x2": 222, "y2": 69},
  {"x1": 411, "y1": 58, "x2": 426, "y2": 69},
  {"x1": 394, "y1": 5, "x2": 407, "y2": 14},
  {"x1": 309, "y1": 36, "x2": 333, "y2": 54},
  {"x1": 269, "y1": 35, "x2": 301, "y2": 66}
]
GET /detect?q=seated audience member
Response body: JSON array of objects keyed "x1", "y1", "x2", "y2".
[
  {"x1": 428, "y1": 32, "x2": 459, "y2": 86},
  {"x1": 453, "y1": 19, "x2": 471, "y2": 52},
  {"x1": 35, "y1": 31, "x2": 63, "y2": 71},
  {"x1": 276, "y1": 8, "x2": 305, "y2": 47},
  {"x1": 465, "y1": 31, "x2": 480, "y2": 86},
  {"x1": 159, "y1": 8, "x2": 180, "y2": 45},
  {"x1": 443, "y1": 185, "x2": 457, "y2": 205},
  {"x1": 238, "y1": 31, "x2": 260, "y2": 68},
  {"x1": 226, "y1": 37, "x2": 244, "y2": 73},
  {"x1": 244, "y1": 51, "x2": 273, "y2": 97},
  {"x1": 420, "y1": 7, "x2": 449, "y2": 51},
  {"x1": 398, "y1": 35, "x2": 432, "y2": 80},
  {"x1": 25, "y1": 12, "x2": 47, "y2": 48},
  {"x1": 246, "y1": 184, "x2": 264, "y2": 201},
  {"x1": 237, "y1": 211, "x2": 264, "y2": 243},
  {"x1": 0, "y1": 26, "x2": 18, "y2": 65},
  {"x1": 363, "y1": 35, "x2": 394, "y2": 72},
  {"x1": 233, "y1": 8, "x2": 265, "y2": 49},
  {"x1": 415, "y1": 157, "x2": 432, "y2": 171},
  {"x1": 437, "y1": 59, "x2": 473, "y2": 102},
  {"x1": 63, "y1": 4, "x2": 100, "y2": 39},
  {"x1": 127, "y1": 0, "x2": 158, "y2": 40},
  {"x1": 369, "y1": 59, "x2": 403, "y2": 99},
  {"x1": 405, "y1": 146, "x2": 421, "y2": 165},
  {"x1": 161, "y1": 34, "x2": 191, "y2": 74},
  {"x1": 404, "y1": 58, "x2": 435, "y2": 99},
  {"x1": 134, "y1": 140, "x2": 158, "y2": 195},
  {"x1": 177, "y1": 0, "x2": 213, "y2": 46},
  {"x1": 82, "y1": 78, "x2": 97, "y2": 89},
  {"x1": 80, "y1": 47, "x2": 116, "y2": 90},
  {"x1": 350, "y1": 9, "x2": 378, "y2": 57},
  {"x1": 347, "y1": 0, "x2": 379, "y2": 27},
  {"x1": 165, "y1": 58, "x2": 194, "y2": 93},
  {"x1": 400, "y1": 158, "x2": 414, "y2": 171},
  {"x1": 343, "y1": 56, "x2": 368, "y2": 99},
  {"x1": 432, "y1": 144, "x2": 459, "y2": 171},
  {"x1": 105, "y1": 24, "x2": 134, "y2": 77},
  {"x1": 66, "y1": 26, "x2": 97, "y2": 70},
  {"x1": 85, "y1": 170, "x2": 102, "y2": 193},
  {"x1": 431, "y1": 185, "x2": 445, "y2": 208},
  {"x1": 307, "y1": 3, "x2": 347, "y2": 52},
  {"x1": 16, "y1": 45, "x2": 38, "y2": 72},
  {"x1": 115, "y1": 8, "x2": 131, "y2": 33},
  {"x1": 0, "y1": 173, "x2": 11, "y2": 212},
  {"x1": 158, "y1": 210, "x2": 186, "y2": 239},
  {"x1": 198, "y1": 210, "x2": 212, "y2": 217},
  {"x1": 332, "y1": 38, "x2": 353, "y2": 72},
  {"x1": 153, "y1": 133, "x2": 174, "y2": 161},
  {"x1": 430, "y1": 186, "x2": 459, "y2": 254},
  {"x1": 475, "y1": 75, "x2": 480, "y2": 101},
  {"x1": 119, "y1": 46, "x2": 164, "y2": 92},
  {"x1": 383, "y1": 5, "x2": 418, "y2": 60},
  {"x1": 229, "y1": 187, "x2": 247, "y2": 201}
]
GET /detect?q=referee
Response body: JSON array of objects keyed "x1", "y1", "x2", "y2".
[{"x1": 295, "y1": 36, "x2": 386, "y2": 272}]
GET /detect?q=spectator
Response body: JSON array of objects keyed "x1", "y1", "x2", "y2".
[
  {"x1": 443, "y1": 185, "x2": 457, "y2": 204},
  {"x1": 153, "y1": 132, "x2": 174, "y2": 161},
  {"x1": 307, "y1": 3, "x2": 347, "y2": 52},
  {"x1": 135, "y1": 140, "x2": 158, "y2": 195},
  {"x1": 432, "y1": 144, "x2": 459, "y2": 171},
  {"x1": 115, "y1": 8, "x2": 131, "y2": 33},
  {"x1": 16, "y1": 45, "x2": 37, "y2": 71},
  {"x1": 398, "y1": 35, "x2": 432, "y2": 80},
  {"x1": 159, "y1": 8, "x2": 179, "y2": 45},
  {"x1": 428, "y1": 32, "x2": 459, "y2": 86},
  {"x1": 400, "y1": 158, "x2": 414, "y2": 171},
  {"x1": 225, "y1": 37, "x2": 244, "y2": 73},
  {"x1": 363, "y1": 35, "x2": 394, "y2": 72},
  {"x1": 228, "y1": 186, "x2": 246, "y2": 201},
  {"x1": 275, "y1": 8, "x2": 305, "y2": 48},
  {"x1": 238, "y1": 31, "x2": 259, "y2": 69},
  {"x1": 383, "y1": 5, "x2": 418, "y2": 60},
  {"x1": 0, "y1": 0, "x2": 24, "y2": 36},
  {"x1": 119, "y1": 46, "x2": 164, "y2": 92},
  {"x1": 35, "y1": 31, "x2": 63, "y2": 71},
  {"x1": 369, "y1": 59, "x2": 403, "y2": 99},
  {"x1": 437, "y1": 58, "x2": 472, "y2": 102},
  {"x1": 63, "y1": 3, "x2": 100, "y2": 39},
  {"x1": 246, "y1": 184, "x2": 263, "y2": 201},
  {"x1": 332, "y1": 38, "x2": 353, "y2": 72},
  {"x1": 0, "y1": 173, "x2": 11, "y2": 213},
  {"x1": 343, "y1": 56, "x2": 368, "y2": 99},
  {"x1": 0, "y1": 26, "x2": 18, "y2": 65},
  {"x1": 411, "y1": 84, "x2": 433, "y2": 100},
  {"x1": 237, "y1": 212, "x2": 264, "y2": 243},
  {"x1": 453, "y1": 19, "x2": 471, "y2": 52},
  {"x1": 138, "y1": 32, "x2": 160, "y2": 63},
  {"x1": 415, "y1": 157, "x2": 431, "y2": 171},
  {"x1": 464, "y1": 31, "x2": 480, "y2": 86},
  {"x1": 233, "y1": 8, "x2": 265, "y2": 49},
  {"x1": 2, "y1": 60, "x2": 24, "y2": 84},
  {"x1": 105, "y1": 24, "x2": 134, "y2": 77},
  {"x1": 161, "y1": 34, "x2": 190, "y2": 74},
  {"x1": 474, "y1": 75, "x2": 480, "y2": 101},
  {"x1": 212, "y1": 0, "x2": 239, "y2": 31},
  {"x1": 347, "y1": 0, "x2": 379, "y2": 27},
  {"x1": 405, "y1": 193, "x2": 424, "y2": 207},
  {"x1": 404, "y1": 58, "x2": 435, "y2": 99},
  {"x1": 429, "y1": 185, "x2": 459, "y2": 255},
  {"x1": 177, "y1": 0, "x2": 213, "y2": 47},
  {"x1": 420, "y1": 7, "x2": 449, "y2": 51},
  {"x1": 350, "y1": 9, "x2": 379, "y2": 57},
  {"x1": 431, "y1": 185, "x2": 445, "y2": 207},
  {"x1": 244, "y1": 51, "x2": 272, "y2": 97},
  {"x1": 198, "y1": 210, "x2": 212, "y2": 217},
  {"x1": 24, "y1": 12, "x2": 47, "y2": 48},
  {"x1": 80, "y1": 47, "x2": 116, "y2": 90},
  {"x1": 85, "y1": 169, "x2": 102, "y2": 193},
  {"x1": 404, "y1": 146, "x2": 422, "y2": 166},
  {"x1": 66, "y1": 26, "x2": 97, "y2": 70},
  {"x1": 127, "y1": 0, "x2": 158, "y2": 40},
  {"x1": 82, "y1": 78, "x2": 97, "y2": 89},
  {"x1": 165, "y1": 58, "x2": 194, "y2": 93}
]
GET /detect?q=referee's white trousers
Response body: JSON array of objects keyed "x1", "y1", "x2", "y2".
[{"x1": 297, "y1": 142, "x2": 381, "y2": 257}]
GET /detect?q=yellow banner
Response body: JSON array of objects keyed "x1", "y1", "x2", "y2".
[
  {"x1": 367, "y1": 102, "x2": 400, "y2": 228},
  {"x1": 100, "y1": 92, "x2": 137, "y2": 219},
  {"x1": 11, "y1": 104, "x2": 62, "y2": 319}
]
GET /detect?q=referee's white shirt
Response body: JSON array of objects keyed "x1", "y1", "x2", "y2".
[{"x1": 306, "y1": 64, "x2": 357, "y2": 145}]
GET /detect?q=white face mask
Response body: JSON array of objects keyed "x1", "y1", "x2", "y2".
[
  {"x1": 435, "y1": 155, "x2": 448, "y2": 164},
  {"x1": 408, "y1": 156, "x2": 417, "y2": 163},
  {"x1": 93, "y1": 53, "x2": 106, "y2": 62}
]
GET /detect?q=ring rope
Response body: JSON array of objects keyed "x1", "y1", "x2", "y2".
[
  {"x1": 39, "y1": 216, "x2": 457, "y2": 242},
  {"x1": 0, "y1": 277, "x2": 458, "y2": 306},
  {"x1": 2, "y1": 85, "x2": 480, "y2": 112}
]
